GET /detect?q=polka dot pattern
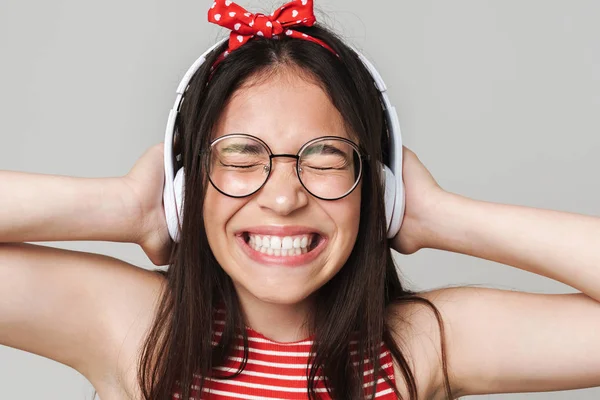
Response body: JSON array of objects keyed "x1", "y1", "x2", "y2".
[{"x1": 207, "y1": 0, "x2": 338, "y2": 68}]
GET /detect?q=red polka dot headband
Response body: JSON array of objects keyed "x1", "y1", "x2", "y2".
[{"x1": 207, "y1": 0, "x2": 338, "y2": 68}]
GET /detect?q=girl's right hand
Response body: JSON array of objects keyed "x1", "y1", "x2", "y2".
[{"x1": 122, "y1": 143, "x2": 173, "y2": 266}]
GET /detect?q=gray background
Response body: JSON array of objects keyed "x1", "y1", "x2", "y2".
[{"x1": 1, "y1": 0, "x2": 599, "y2": 398}]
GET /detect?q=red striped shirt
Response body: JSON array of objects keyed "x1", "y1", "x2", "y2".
[{"x1": 172, "y1": 311, "x2": 397, "y2": 399}]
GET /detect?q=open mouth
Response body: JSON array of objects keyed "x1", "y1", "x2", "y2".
[{"x1": 242, "y1": 232, "x2": 322, "y2": 257}]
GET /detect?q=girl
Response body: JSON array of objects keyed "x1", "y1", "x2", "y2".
[{"x1": 1, "y1": 0, "x2": 599, "y2": 399}]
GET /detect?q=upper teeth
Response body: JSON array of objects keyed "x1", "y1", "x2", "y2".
[{"x1": 248, "y1": 234, "x2": 312, "y2": 249}]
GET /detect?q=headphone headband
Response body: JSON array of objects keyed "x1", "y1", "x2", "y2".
[{"x1": 163, "y1": 38, "x2": 405, "y2": 242}]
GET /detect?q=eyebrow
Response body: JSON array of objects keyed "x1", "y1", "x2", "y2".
[
  {"x1": 302, "y1": 144, "x2": 348, "y2": 158},
  {"x1": 221, "y1": 143, "x2": 265, "y2": 155}
]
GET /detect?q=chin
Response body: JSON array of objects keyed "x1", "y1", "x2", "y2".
[{"x1": 233, "y1": 277, "x2": 321, "y2": 306}]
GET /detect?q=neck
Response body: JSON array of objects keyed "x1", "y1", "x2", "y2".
[{"x1": 234, "y1": 285, "x2": 314, "y2": 343}]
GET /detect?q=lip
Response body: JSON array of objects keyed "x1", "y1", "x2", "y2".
[
  {"x1": 235, "y1": 232, "x2": 328, "y2": 267},
  {"x1": 234, "y1": 225, "x2": 326, "y2": 237}
]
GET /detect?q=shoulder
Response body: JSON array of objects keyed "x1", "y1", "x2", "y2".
[
  {"x1": 385, "y1": 287, "x2": 465, "y2": 400},
  {"x1": 0, "y1": 242, "x2": 167, "y2": 399},
  {"x1": 386, "y1": 285, "x2": 593, "y2": 399},
  {"x1": 87, "y1": 260, "x2": 167, "y2": 400},
  {"x1": 391, "y1": 286, "x2": 600, "y2": 398}
]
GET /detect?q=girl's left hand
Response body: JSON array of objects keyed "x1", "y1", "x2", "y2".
[{"x1": 392, "y1": 146, "x2": 447, "y2": 254}]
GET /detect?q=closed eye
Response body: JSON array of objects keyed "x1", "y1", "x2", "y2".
[
  {"x1": 219, "y1": 163, "x2": 263, "y2": 169},
  {"x1": 304, "y1": 166, "x2": 345, "y2": 171}
]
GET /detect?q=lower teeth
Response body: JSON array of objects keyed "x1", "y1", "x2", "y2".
[{"x1": 255, "y1": 246, "x2": 307, "y2": 256}]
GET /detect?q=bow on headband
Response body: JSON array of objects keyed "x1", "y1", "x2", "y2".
[{"x1": 208, "y1": 0, "x2": 337, "y2": 66}]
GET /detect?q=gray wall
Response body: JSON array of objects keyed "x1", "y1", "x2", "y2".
[{"x1": 1, "y1": 0, "x2": 599, "y2": 398}]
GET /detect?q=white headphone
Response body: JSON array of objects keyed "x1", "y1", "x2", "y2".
[{"x1": 163, "y1": 38, "x2": 405, "y2": 243}]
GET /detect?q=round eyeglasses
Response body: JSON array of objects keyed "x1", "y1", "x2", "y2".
[{"x1": 206, "y1": 134, "x2": 365, "y2": 201}]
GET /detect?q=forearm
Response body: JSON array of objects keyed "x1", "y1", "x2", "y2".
[
  {"x1": 423, "y1": 192, "x2": 600, "y2": 301},
  {"x1": 0, "y1": 171, "x2": 138, "y2": 243}
]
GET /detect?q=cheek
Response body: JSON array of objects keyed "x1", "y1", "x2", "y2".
[
  {"x1": 202, "y1": 186, "x2": 238, "y2": 252},
  {"x1": 325, "y1": 185, "x2": 362, "y2": 250},
  {"x1": 345, "y1": 183, "x2": 362, "y2": 229},
  {"x1": 341, "y1": 196, "x2": 361, "y2": 236},
  {"x1": 203, "y1": 187, "x2": 219, "y2": 232}
]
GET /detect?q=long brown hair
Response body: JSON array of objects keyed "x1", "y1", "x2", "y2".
[{"x1": 138, "y1": 24, "x2": 452, "y2": 399}]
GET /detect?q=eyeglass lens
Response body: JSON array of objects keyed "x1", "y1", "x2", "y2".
[{"x1": 207, "y1": 135, "x2": 362, "y2": 200}]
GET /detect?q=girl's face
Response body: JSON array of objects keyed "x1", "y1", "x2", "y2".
[{"x1": 203, "y1": 70, "x2": 361, "y2": 306}]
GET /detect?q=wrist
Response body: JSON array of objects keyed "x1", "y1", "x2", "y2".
[
  {"x1": 392, "y1": 188, "x2": 460, "y2": 254},
  {"x1": 418, "y1": 191, "x2": 476, "y2": 252},
  {"x1": 84, "y1": 177, "x2": 141, "y2": 244},
  {"x1": 112, "y1": 176, "x2": 151, "y2": 245}
]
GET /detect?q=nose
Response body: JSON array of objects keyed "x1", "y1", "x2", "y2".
[{"x1": 255, "y1": 157, "x2": 309, "y2": 216}]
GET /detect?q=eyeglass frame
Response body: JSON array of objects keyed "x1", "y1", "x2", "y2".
[{"x1": 203, "y1": 133, "x2": 369, "y2": 201}]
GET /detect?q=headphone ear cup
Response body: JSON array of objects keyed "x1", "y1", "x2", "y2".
[
  {"x1": 379, "y1": 163, "x2": 396, "y2": 238},
  {"x1": 172, "y1": 168, "x2": 185, "y2": 241},
  {"x1": 163, "y1": 167, "x2": 185, "y2": 243}
]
